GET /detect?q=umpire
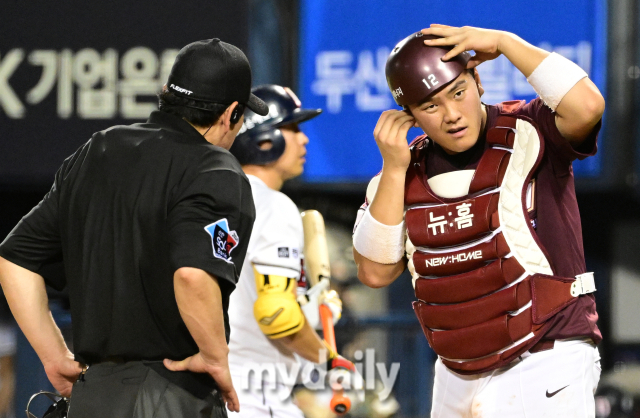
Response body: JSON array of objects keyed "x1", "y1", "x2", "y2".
[{"x1": 0, "y1": 38, "x2": 267, "y2": 417}]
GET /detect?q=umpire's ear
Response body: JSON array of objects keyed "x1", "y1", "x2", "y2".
[
  {"x1": 221, "y1": 101, "x2": 241, "y2": 130},
  {"x1": 472, "y1": 68, "x2": 485, "y2": 97}
]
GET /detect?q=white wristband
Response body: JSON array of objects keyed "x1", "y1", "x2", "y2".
[
  {"x1": 527, "y1": 52, "x2": 588, "y2": 111},
  {"x1": 353, "y1": 207, "x2": 405, "y2": 264}
]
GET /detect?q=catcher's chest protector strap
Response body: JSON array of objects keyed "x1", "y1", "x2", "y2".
[{"x1": 404, "y1": 114, "x2": 596, "y2": 374}]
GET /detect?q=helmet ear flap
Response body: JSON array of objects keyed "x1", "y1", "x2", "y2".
[
  {"x1": 252, "y1": 129, "x2": 286, "y2": 165},
  {"x1": 230, "y1": 128, "x2": 286, "y2": 166},
  {"x1": 229, "y1": 84, "x2": 321, "y2": 165}
]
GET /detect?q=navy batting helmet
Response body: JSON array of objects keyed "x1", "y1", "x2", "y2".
[
  {"x1": 386, "y1": 32, "x2": 471, "y2": 107},
  {"x1": 230, "y1": 85, "x2": 322, "y2": 165}
]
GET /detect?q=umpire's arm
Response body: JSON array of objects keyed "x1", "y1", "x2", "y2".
[
  {"x1": 0, "y1": 257, "x2": 82, "y2": 397},
  {"x1": 163, "y1": 267, "x2": 240, "y2": 412}
]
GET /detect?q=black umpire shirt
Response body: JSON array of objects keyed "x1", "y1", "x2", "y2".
[{"x1": 0, "y1": 110, "x2": 255, "y2": 370}]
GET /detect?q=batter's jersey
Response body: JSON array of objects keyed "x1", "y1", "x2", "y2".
[{"x1": 228, "y1": 175, "x2": 303, "y2": 383}]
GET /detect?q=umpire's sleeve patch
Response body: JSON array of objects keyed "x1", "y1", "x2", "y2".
[{"x1": 204, "y1": 218, "x2": 239, "y2": 263}]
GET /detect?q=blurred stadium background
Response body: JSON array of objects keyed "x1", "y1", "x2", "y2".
[{"x1": 1, "y1": 0, "x2": 639, "y2": 417}]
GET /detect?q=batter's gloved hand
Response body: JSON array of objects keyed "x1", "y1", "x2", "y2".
[
  {"x1": 328, "y1": 354, "x2": 356, "y2": 373},
  {"x1": 324, "y1": 345, "x2": 356, "y2": 393},
  {"x1": 299, "y1": 278, "x2": 342, "y2": 330},
  {"x1": 322, "y1": 340, "x2": 355, "y2": 373},
  {"x1": 321, "y1": 289, "x2": 342, "y2": 324}
]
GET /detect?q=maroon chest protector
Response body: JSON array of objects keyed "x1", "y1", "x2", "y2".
[{"x1": 404, "y1": 113, "x2": 591, "y2": 374}]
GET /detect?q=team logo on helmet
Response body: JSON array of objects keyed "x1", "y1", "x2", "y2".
[
  {"x1": 204, "y1": 218, "x2": 239, "y2": 262},
  {"x1": 238, "y1": 104, "x2": 279, "y2": 134},
  {"x1": 283, "y1": 87, "x2": 302, "y2": 108}
]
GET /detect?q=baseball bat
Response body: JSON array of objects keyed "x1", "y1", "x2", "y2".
[
  {"x1": 301, "y1": 210, "x2": 330, "y2": 287},
  {"x1": 301, "y1": 210, "x2": 351, "y2": 415}
]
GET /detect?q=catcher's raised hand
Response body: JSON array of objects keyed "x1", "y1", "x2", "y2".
[
  {"x1": 421, "y1": 24, "x2": 507, "y2": 68},
  {"x1": 373, "y1": 110, "x2": 416, "y2": 172}
]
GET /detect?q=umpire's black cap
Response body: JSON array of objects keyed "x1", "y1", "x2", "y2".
[{"x1": 167, "y1": 39, "x2": 268, "y2": 116}]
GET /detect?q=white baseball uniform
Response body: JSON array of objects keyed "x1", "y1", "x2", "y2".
[{"x1": 228, "y1": 175, "x2": 305, "y2": 418}]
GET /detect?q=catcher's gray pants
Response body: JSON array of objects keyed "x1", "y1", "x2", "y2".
[{"x1": 67, "y1": 361, "x2": 227, "y2": 418}]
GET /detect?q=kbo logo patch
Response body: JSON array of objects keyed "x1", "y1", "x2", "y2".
[{"x1": 204, "y1": 219, "x2": 239, "y2": 262}]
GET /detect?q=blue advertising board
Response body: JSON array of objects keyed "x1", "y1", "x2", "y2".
[{"x1": 299, "y1": 0, "x2": 607, "y2": 183}]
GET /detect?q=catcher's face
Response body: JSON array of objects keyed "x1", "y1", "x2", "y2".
[{"x1": 408, "y1": 71, "x2": 486, "y2": 155}]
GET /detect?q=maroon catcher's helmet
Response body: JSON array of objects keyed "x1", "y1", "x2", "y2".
[{"x1": 386, "y1": 32, "x2": 471, "y2": 107}]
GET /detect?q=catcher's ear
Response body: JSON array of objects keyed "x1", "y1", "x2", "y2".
[{"x1": 472, "y1": 68, "x2": 484, "y2": 97}]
